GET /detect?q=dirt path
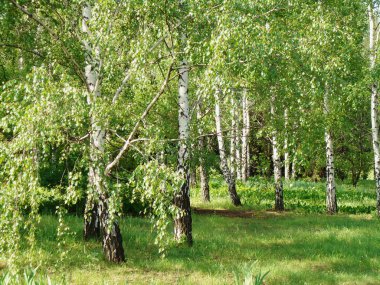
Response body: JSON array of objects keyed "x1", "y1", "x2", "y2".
[
  {"x1": 192, "y1": 207, "x2": 287, "y2": 219},
  {"x1": 192, "y1": 207, "x2": 256, "y2": 218}
]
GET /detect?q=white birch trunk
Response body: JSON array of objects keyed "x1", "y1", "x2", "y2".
[
  {"x1": 230, "y1": 96, "x2": 237, "y2": 179},
  {"x1": 291, "y1": 154, "x2": 297, "y2": 180},
  {"x1": 324, "y1": 87, "x2": 337, "y2": 214},
  {"x1": 271, "y1": 96, "x2": 284, "y2": 211},
  {"x1": 215, "y1": 89, "x2": 241, "y2": 206},
  {"x1": 174, "y1": 0, "x2": 192, "y2": 243},
  {"x1": 197, "y1": 102, "x2": 210, "y2": 202},
  {"x1": 236, "y1": 109, "x2": 242, "y2": 180},
  {"x1": 83, "y1": 3, "x2": 101, "y2": 240},
  {"x1": 241, "y1": 91, "x2": 248, "y2": 182},
  {"x1": 82, "y1": 3, "x2": 125, "y2": 262},
  {"x1": 369, "y1": 3, "x2": 380, "y2": 216},
  {"x1": 246, "y1": 96, "x2": 251, "y2": 178},
  {"x1": 284, "y1": 109, "x2": 290, "y2": 181}
]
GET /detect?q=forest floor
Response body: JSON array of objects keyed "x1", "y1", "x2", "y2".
[{"x1": 1, "y1": 179, "x2": 380, "y2": 284}]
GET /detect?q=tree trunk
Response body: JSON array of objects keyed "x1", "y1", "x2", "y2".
[
  {"x1": 271, "y1": 96, "x2": 284, "y2": 211},
  {"x1": 99, "y1": 193, "x2": 125, "y2": 262},
  {"x1": 197, "y1": 102, "x2": 210, "y2": 202},
  {"x1": 174, "y1": 7, "x2": 192, "y2": 243},
  {"x1": 200, "y1": 166, "x2": 210, "y2": 202},
  {"x1": 82, "y1": 3, "x2": 99, "y2": 241},
  {"x1": 82, "y1": 3, "x2": 125, "y2": 261},
  {"x1": 236, "y1": 111, "x2": 242, "y2": 180},
  {"x1": 215, "y1": 90, "x2": 241, "y2": 206},
  {"x1": 230, "y1": 96, "x2": 237, "y2": 179},
  {"x1": 369, "y1": 3, "x2": 380, "y2": 216},
  {"x1": 324, "y1": 87, "x2": 337, "y2": 214},
  {"x1": 190, "y1": 169, "x2": 197, "y2": 188},
  {"x1": 246, "y1": 95, "x2": 251, "y2": 178},
  {"x1": 284, "y1": 109, "x2": 290, "y2": 181},
  {"x1": 241, "y1": 91, "x2": 249, "y2": 182},
  {"x1": 291, "y1": 154, "x2": 297, "y2": 180},
  {"x1": 83, "y1": 202, "x2": 100, "y2": 240}
]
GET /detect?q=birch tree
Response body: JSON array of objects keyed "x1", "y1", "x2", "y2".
[
  {"x1": 197, "y1": 101, "x2": 210, "y2": 202},
  {"x1": 284, "y1": 109, "x2": 290, "y2": 181},
  {"x1": 174, "y1": 0, "x2": 192, "y2": 244},
  {"x1": 82, "y1": 3, "x2": 125, "y2": 261},
  {"x1": 230, "y1": 96, "x2": 238, "y2": 179},
  {"x1": 241, "y1": 90, "x2": 250, "y2": 182},
  {"x1": 368, "y1": 2, "x2": 380, "y2": 216},
  {"x1": 324, "y1": 87, "x2": 337, "y2": 214},
  {"x1": 214, "y1": 89, "x2": 242, "y2": 206},
  {"x1": 271, "y1": 95, "x2": 284, "y2": 211}
]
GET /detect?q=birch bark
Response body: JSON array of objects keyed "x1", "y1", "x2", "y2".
[
  {"x1": 324, "y1": 87, "x2": 337, "y2": 214},
  {"x1": 368, "y1": 3, "x2": 380, "y2": 216},
  {"x1": 284, "y1": 109, "x2": 290, "y2": 181},
  {"x1": 236, "y1": 109, "x2": 242, "y2": 180},
  {"x1": 83, "y1": 3, "x2": 101, "y2": 241},
  {"x1": 215, "y1": 90, "x2": 241, "y2": 206},
  {"x1": 197, "y1": 102, "x2": 210, "y2": 202},
  {"x1": 230, "y1": 96, "x2": 237, "y2": 179},
  {"x1": 246, "y1": 95, "x2": 251, "y2": 178},
  {"x1": 292, "y1": 155, "x2": 297, "y2": 180},
  {"x1": 241, "y1": 91, "x2": 249, "y2": 182},
  {"x1": 174, "y1": 0, "x2": 192, "y2": 244},
  {"x1": 271, "y1": 96, "x2": 284, "y2": 211}
]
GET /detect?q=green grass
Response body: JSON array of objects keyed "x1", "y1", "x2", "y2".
[
  {"x1": 192, "y1": 178, "x2": 377, "y2": 214},
  {"x1": 1, "y1": 179, "x2": 380, "y2": 284}
]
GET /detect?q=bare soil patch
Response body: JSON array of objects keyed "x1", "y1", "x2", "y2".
[
  {"x1": 192, "y1": 207, "x2": 288, "y2": 218},
  {"x1": 192, "y1": 207, "x2": 255, "y2": 218}
]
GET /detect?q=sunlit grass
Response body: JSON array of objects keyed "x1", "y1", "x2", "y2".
[
  {"x1": 192, "y1": 178, "x2": 377, "y2": 214},
  {"x1": 1, "y1": 179, "x2": 380, "y2": 284},
  {"x1": 2, "y1": 211, "x2": 378, "y2": 284}
]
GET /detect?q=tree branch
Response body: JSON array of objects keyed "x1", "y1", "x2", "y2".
[
  {"x1": 105, "y1": 63, "x2": 174, "y2": 175},
  {"x1": 0, "y1": 43, "x2": 44, "y2": 58}
]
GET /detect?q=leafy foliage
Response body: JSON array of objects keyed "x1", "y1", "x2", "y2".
[{"x1": 130, "y1": 160, "x2": 183, "y2": 255}]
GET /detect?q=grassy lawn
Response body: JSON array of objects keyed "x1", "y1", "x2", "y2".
[{"x1": 1, "y1": 180, "x2": 380, "y2": 284}]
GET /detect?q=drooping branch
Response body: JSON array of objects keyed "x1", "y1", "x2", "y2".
[{"x1": 105, "y1": 63, "x2": 174, "y2": 175}]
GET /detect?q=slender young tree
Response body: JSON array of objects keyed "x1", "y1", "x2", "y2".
[
  {"x1": 292, "y1": 153, "x2": 297, "y2": 180},
  {"x1": 214, "y1": 89, "x2": 242, "y2": 206},
  {"x1": 197, "y1": 101, "x2": 210, "y2": 202},
  {"x1": 241, "y1": 90, "x2": 249, "y2": 182},
  {"x1": 368, "y1": 2, "x2": 380, "y2": 216},
  {"x1": 324, "y1": 86, "x2": 337, "y2": 214},
  {"x1": 246, "y1": 95, "x2": 251, "y2": 178},
  {"x1": 230, "y1": 96, "x2": 238, "y2": 179},
  {"x1": 174, "y1": 0, "x2": 192, "y2": 244},
  {"x1": 271, "y1": 95, "x2": 284, "y2": 211},
  {"x1": 284, "y1": 108, "x2": 290, "y2": 181},
  {"x1": 236, "y1": 109, "x2": 242, "y2": 181}
]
